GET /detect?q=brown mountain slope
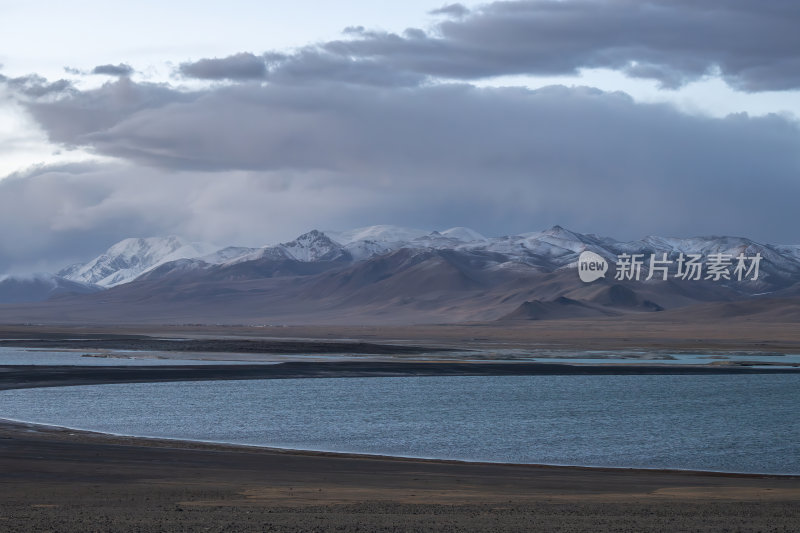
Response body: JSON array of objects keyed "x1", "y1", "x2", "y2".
[{"x1": 0, "y1": 248, "x2": 794, "y2": 326}]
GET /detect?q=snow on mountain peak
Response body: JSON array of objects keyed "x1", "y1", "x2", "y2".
[
  {"x1": 521, "y1": 225, "x2": 586, "y2": 241},
  {"x1": 199, "y1": 246, "x2": 259, "y2": 264},
  {"x1": 43, "y1": 225, "x2": 800, "y2": 294},
  {"x1": 281, "y1": 230, "x2": 347, "y2": 262},
  {"x1": 58, "y1": 236, "x2": 220, "y2": 287},
  {"x1": 106, "y1": 236, "x2": 184, "y2": 258},
  {"x1": 326, "y1": 225, "x2": 429, "y2": 246},
  {"x1": 509, "y1": 226, "x2": 596, "y2": 258}
]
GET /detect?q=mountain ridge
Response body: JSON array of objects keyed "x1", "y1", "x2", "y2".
[{"x1": 2, "y1": 225, "x2": 798, "y2": 319}]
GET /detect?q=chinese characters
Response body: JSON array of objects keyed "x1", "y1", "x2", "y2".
[{"x1": 614, "y1": 253, "x2": 761, "y2": 282}]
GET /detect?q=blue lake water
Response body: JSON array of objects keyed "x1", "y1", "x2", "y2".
[
  {"x1": 1, "y1": 374, "x2": 798, "y2": 474},
  {"x1": 484, "y1": 350, "x2": 800, "y2": 367},
  {"x1": 528, "y1": 354, "x2": 800, "y2": 366}
]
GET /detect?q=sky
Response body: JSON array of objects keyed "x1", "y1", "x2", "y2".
[{"x1": 1, "y1": 0, "x2": 799, "y2": 274}]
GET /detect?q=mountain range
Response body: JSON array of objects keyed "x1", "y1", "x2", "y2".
[{"x1": 0, "y1": 225, "x2": 798, "y2": 325}]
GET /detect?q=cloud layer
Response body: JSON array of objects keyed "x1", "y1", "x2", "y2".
[
  {"x1": 179, "y1": 0, "x2": 800, "y2": 91},
  {"x1": 1, "y1": 0, "x2": 800, "y2": 273},
  {"x1": 3, "y1": 76, "x2": 798, "y2": 272}
]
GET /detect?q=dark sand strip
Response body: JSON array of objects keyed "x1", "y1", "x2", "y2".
[
  {"x1": 0, "y1": 334, "x2": 447, "y2": 355},
  {"x1": 3, "y1": 360, "x2": 800, "y2": 392}
]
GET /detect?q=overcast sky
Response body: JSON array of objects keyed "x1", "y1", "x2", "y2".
[{"x1": 1, "y1": 0, "x2": 799, "y2": 273}]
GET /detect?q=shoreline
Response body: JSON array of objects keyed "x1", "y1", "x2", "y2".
[
  {"x1": 2, "y1": 361, "x2": 799, "y2": 479},
  {"x1": 2, "y1": 416, "x2": 798, "y2": 479},
  {"x1": 5, "y1": 321, "x2": 800, "y2": 355}
]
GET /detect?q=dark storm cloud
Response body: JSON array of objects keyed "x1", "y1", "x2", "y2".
[
  {"x1": 0, "y1": 73, "x2": 72, "y2": 97},
  {"x1": 283, "y1": 0, "x2": 800, "y2": 91},
  {"x1": 91, "y1": 63, "x2": 134, "y2": 77},
  {"x1": 10, "y1": 77, "x2": 800, "y2": 247},
  {"x1": 179, "y1": 52, "x2": 268, "y2": 80}
]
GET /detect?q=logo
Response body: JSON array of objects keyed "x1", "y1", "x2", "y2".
[
  {"x1": 578, "y1": 250, "x2": 608, "y2": 283},
  {"x1": 576, "y1": 251, "x2": 762, "y2": 282}
]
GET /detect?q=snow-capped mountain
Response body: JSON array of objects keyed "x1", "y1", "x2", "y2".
[
  {"x1": 24, "y1": 224, "x2": 800, "y2": 305},
  {"x1": 469, "y1": 225, "x2": 612, "y2": 266},
  {"x1": 58, "y1": 236, "x2": 220, "y2": 287},
  {"x1": 225, "y1": 230, "x2": 350, "y2": 266},
  {"x1": 2, "y1": 224, "x2": 800, "y2": 325},
  {"x1": 322, "y1": 224, "x2": 609, "y2": 266},
  {"x1": 280, "y1": 230, "x2": 349, "y2": 262},
  {"x1": 137, "y1": 224, "x2": 800, "y2": 297}
]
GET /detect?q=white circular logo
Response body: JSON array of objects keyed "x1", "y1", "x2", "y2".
[{"x1": 577, "y1": 250, "x2": 608, "y2": 283}]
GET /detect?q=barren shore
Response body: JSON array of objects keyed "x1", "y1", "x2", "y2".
[{"x1": 1, "y1": 324, "x2": 799, "y2": 532}]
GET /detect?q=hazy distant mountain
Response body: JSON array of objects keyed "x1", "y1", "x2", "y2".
[
  {"x1": 2, "y1": 225, "x2": 799, "y2": 325},
  {"x1": 0, "y1": 273, "x2": 101, "y2": 304}
]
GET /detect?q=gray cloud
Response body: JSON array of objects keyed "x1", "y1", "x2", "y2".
[
  {"x1": 429, "y1": 3, "x2": 470, "y2": 17},
  {"x1": 92, "y1": 63, "x2": 134, "y2": 77},
  {"x1": 342, "y1": 26, "x2": 366, "y2": 35},
  {"x1": 0, "y1": 73, "x2": 72, "y2": 97},
  {"x1": 264, "y1": 49, "x2": 426, "y2": 87},
  {"x1": 24, "y1": 77, "x2": 197, "y2": 148},
  {"x1": 179, "y1": 52, "x2": 267, "y2": 80},
  {"x1": 290, "y1": 0, "x2": 800, "y2": 91},
  {"x1": 174, "y1": 2, "x2": 800, "y2": 91},
  {"x1": 0, "y1": 163, "x2": 140, "y2": 273},
  {"x1": 4, "y1": 1, "x2": 800, "y2": 273},
  {"x1": 0, "y1": 162, "x2": 419, "y2": 274},
  {"x1": 179, "y1": 49, "x2": 424, "y2": 87},
  {"x1": 4, "y1": 77, "x2": 799, "y2": 270}
]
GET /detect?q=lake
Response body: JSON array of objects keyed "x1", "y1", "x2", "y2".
[{"x1": 1, "y1": 374, "x2": 797, "y2": 474}]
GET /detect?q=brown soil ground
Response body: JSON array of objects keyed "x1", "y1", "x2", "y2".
[
  {"x1": 3, "y1": 318, "x2": 799, "y2": 354},
  {"x1": 1, "y1": 419, "x2": 799, "y2": 533}
]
